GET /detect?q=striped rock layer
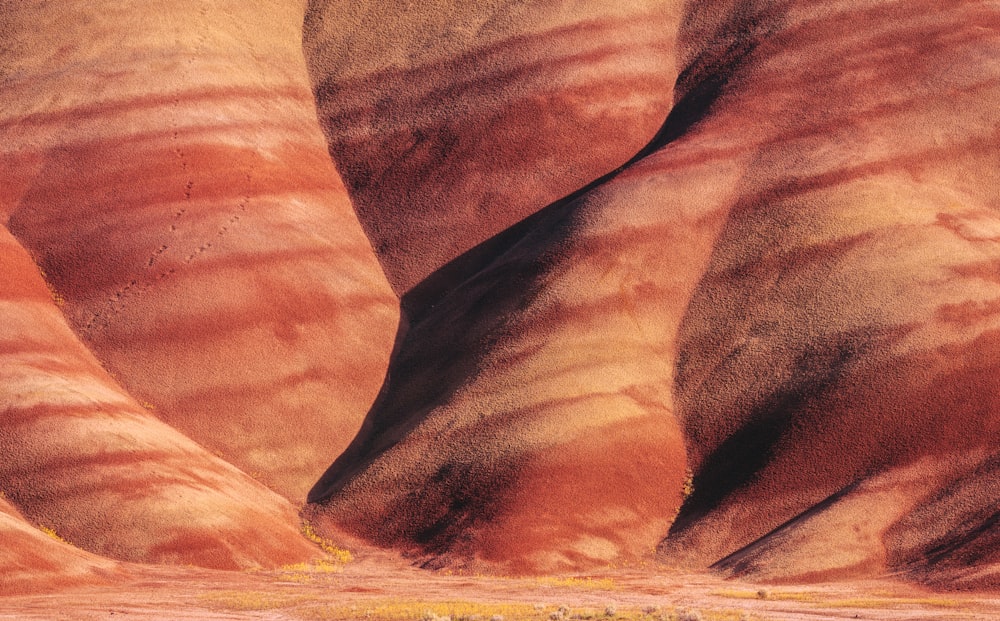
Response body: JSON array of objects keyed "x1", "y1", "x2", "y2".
[
  {"x1": 304, "y1": 0, "x2": 683, "y2": 294},
  {"x1": 0, "y1": 227, "x2": 317, "y2": 570},
  {"x1": 308, "y1": 0, "x2": 1000, "y2": 584},
  {"x1": 0, "y1": 497, "x2": 120, "y2": 596},
  {"x1": 0, "y1": 0, "x2": 399, "y2": 502},
  {"x1": 659, "y1": 0, "x2": 1000, "y2": 589},
  {"x1": 0, "y1": 0, "x2": 996, "y2": 590}
]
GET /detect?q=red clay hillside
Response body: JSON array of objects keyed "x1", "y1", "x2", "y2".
[{"x1": 0, "y1": 0, "x2": 996, "y2": 601}]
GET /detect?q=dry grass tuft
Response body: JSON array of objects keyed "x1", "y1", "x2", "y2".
[
  {"x1": 292, "y1": 601, "x2": 759, "y2": 621},
  {"x1": 199, "y1": 590, "x2": 306, "y2": 611},
  {"x1": 824, "y1": 597, "x2": 963, "y2": 610},
  {"x1": 301, "y1": 521, "x2": 354, "y2": 564},
  {"x1": 296, "y1": 600, "x2": 544, "y2": 621},
  {"x1": 535, "y1": 577, "x2": 617, "y2": 591},
  {"x1": 38, "y1": 524, "x2": 69, "y2": 545},
  {"x1": 711, "y1": 589, "x2": 816, "y2": 603},
  {"x1": 277, "y1": 558, "x2": 348, "y2": 583},
  {"x1": 713, "y1": 588, "x2": 964, "y2": 613}
]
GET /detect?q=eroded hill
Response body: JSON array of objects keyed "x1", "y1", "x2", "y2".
[{"x1": 0, "y1": 0, "x2": 997, "y2": 595}]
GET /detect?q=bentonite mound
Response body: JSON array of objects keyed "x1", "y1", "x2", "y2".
[
  {"x1": 0, "y1": 0, "x2": 997, "y2": 591},
  {"x1": 305, "y1": 190, "x2": 693, "y2": 572},
  {"x1": 304, "y1": 0, "x2": 684, "y2": 294},
  {"x1": 0, "y1": 497, "x2": 121, "y2": 596},
  {"x1": 0, "y1": 226, "x2": 317, "y2": 569},
  {"x1": 308, "y1": 0, "x2": 1000, "y2": 582},
  {"x1": 658, "y1": 0, "x2": 1000, "y2": 587},
  {"x1": 0, "y1": 0, "x2": 399, "y2": 502}
]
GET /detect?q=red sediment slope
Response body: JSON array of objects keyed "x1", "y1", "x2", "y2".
[
  {"x1": 0, "y1": 497, "x2": 121, "y2": 596},
  {"x1": 0, "y1": 0, "x2": 398, "y2": 502},
  {"x1": 304, "y1": 3, "x2": 698, "y2": 572},
  {"x1": 0, "y1": 227, "x2": 317, "y2": 569},
  {"x1": 658, "y1": 0, "x2": 1000, "y2": 587},
  {"x1": 309, "y1": 0, "x2": 1000, "y2": 582},
  {"x1": 0, "y1": 0, "x2": 995, "y2": 589},
  {"x1": 304, "y1": 0, "x2": 683, "y2": 294}
]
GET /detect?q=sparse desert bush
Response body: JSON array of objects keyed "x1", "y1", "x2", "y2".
[
  {"x1": 293, "y1": 601, "x2": 759, "y2": 621},
  {"x1": 38, "y1": 524, "x2": 69, "y2": 545},
  {"x1": 37, "y1": 268, "x2": 65, "y2": 307},
  {"x1": 300, "y1": 520, "x2": 354, "y2": 563},
  {"x1": 681, "y1": 469, "x2": 695, "y2": 499},
  {"x1": 276, "y1": 557, "x2": 348, "y2": 583},
  {"x1": 200, "y1": 590, "x2": 304, "y2": 611},
  {"x1": 825, "y1": 596, "x2": 962, "y2": 609},
  {"x1": 536, "y1": 577, "x2": 616, "y2": 591},
  {"x1": 297, "y1": 601, "x2": 535, "y2": 621},
  {"x1": 659, "y1": 611, "x2": 753, "y2": 621},
  {"x1": 282, "y1": 559, "x2": 345, "y2": 574},
  {"x1": 712, "y1": 588, "x2": 815, "y2": 604}
]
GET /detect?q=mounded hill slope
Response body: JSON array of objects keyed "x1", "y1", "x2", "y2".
[
  {"x1": 0, "y1": 0, "x2": 995, "y2": 588},
  {"x1": 659, "y1": 0, "x2": 1000, "y2": 587},
  {"x1": 0, "y1": 0, "x2": 399, "y2": 502},
  {"x1": 0, "y1": 497, "x2": 121, "y2": 596},
  {"x1": 0, "y1": 226, "x2": 318, "y2": 569},
  {"x1": 308, "y1": 0, "x2": 1000, "y2": 582},
  {"x1": 304, "y1": 0, "x2": 684, "y2": 294}
]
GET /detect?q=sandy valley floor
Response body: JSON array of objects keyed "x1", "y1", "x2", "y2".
[{"x1": 1, "y1": 549, "x2": 997, "y2": 621}]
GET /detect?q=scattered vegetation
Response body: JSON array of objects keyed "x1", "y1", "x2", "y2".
[
  {"x1": 301, "y1": 520, "x2": 354, "y2": 564},
  {"x1": 191, "y1": 584, "x2": 967, "y2": 621},
  {"x1": 295, "y1": 600, "x2": 544, "y2": 621},
  {"x1": 672, "y1": 469, "x2": 695, "y2": 520},
  {"x1": 282, "y1": 559, "x2": 345, "y2": 574},
  {"x1": 824, "y1": 596, "x2": 963, "y2": 610},
  {"x1": 278, "y1": 559, "x2": 348, "y2": 583},
  {"x1": 38, "y1": 524, "x2": 69, "y2": 545},
  {"x1": 199, "y1": 594, "x2": 760, "y2": 621},
  {"x1": 200, "y1": 590, "x2": 307, "y2": 611},
  {"x1": 535, "y1": 576, "x2": 616, "y2": 591},
  {"x1": 711, "y1": 589, "x2": 815, "y2": 602},
  {"x1": 37, "y1": 267, "x2": 65, "y2": 307},
  {"x1": 291, "y1": 601, "x2": 757, "y2": 621},
  {"x1": 714, "y1": 588, "x2": 963, "y2": 612},
  {"x1": 681, "y1": 469, "x2": 695, "y2": 500}
]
